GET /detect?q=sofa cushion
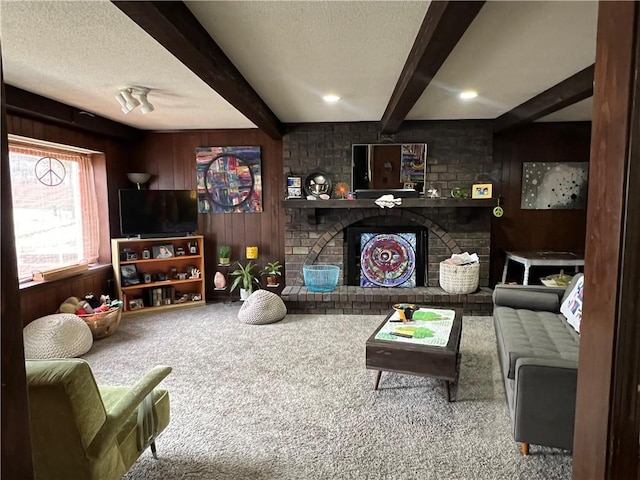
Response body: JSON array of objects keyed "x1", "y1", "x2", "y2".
[
  {"x1": 560, "y1": 273, "x2": 584, "y2": 305},
  {"x1": 494, "y1": 307, "x2": 579, "y2": 380},
  {"x1": 560, "y1": 274, "x2": 584, "y2": 333},
  {"x1": 493, "y1": 288, "x2": 560, "y2": 311}
]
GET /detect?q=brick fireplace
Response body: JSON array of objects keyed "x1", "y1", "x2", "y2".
[
  {"x1": 280, "y1": 120, "x2": 498, "y2": 315},
  {"x1": 281, "y1": 204, "x2": 492, "y2": 314}
]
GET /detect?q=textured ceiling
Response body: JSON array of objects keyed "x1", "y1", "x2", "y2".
[{"x1": 1, "y1": 0, "x2": 598, "y2": 131}]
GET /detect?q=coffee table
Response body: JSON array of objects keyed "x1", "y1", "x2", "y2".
[{"x1": 365, "y1": 307, "x2": 462, "y2": 402}]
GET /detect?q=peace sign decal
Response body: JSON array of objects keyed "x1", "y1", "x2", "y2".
[{"x1": 35, "y1": 157, "x2": 66, "y2": 186}]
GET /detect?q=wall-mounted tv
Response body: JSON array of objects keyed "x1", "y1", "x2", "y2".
[{"x1": 119, "y1": 189, "x2": 198, "y2": 238}]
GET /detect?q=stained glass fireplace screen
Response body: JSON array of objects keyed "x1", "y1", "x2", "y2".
[{"x1": 360, "y1": 233, "x2": 416, "y2": 287}]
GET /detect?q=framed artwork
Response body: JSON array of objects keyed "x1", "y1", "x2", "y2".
[
  {"x1": 120, "y1": 264, "x2": 140, "y2": 286},
  {"x1": 472, "y1": 183, "x2": 492, "y2": 199},
  {"x1": 521, "y1": 162, "x2": 588, "y2": 209},
  {"x1": 129, "y1": 298, "x2": 144, "y2": 310},
  {"x1": 196, "y1": 146, "x2": 263, "y2": 213},
  {"x1": 287, "y1": 176, "x2": 302, "y2": 199},
  {"x1": 359, "y1": 233, "x2": 418, "y2": 288},
  {"x1": 152, "y1": 245, "x2": 175, "y2": 259}
]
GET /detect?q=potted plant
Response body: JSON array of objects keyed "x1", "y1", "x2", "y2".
[
  {"x1": 261, "y1": 261, "x2": 283, "y2": 287},
  {"x1": 229, "y1": 260, "x2": 259, "y2": 300},
  {"x1": 218, "y1": 245, "x2": 231, "y2": 265}
]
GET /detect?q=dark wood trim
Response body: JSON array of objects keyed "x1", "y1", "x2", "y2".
[
  {"x1": 609, "y1": 4, "x2": 640, "y2": 474},
  {"x1": 494, "y1": 65, "x2": 595, "y2": 133},
  {"x1": 380, "y1": 1, "x2": 485, "y2": 134},
  {"x1": 573, "y1": 2, "x2": 639, "y2": 478},
  {"x1": 1, "y1": 48, "x2": 35, "y2": 480},
  {"x1": 111, "y1": 1, "x2": 284, "y2": 140},
  {"x1": 4, "y1": 85, "x2": 140, "y2": 142}
]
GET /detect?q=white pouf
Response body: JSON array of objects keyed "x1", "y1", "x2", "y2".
[
  {"x1": 238, "y1": 290, "x2": 287, "y2": 325},
  {"x1": 23, "y1": 313, "x2": 93, "y2": 359}
]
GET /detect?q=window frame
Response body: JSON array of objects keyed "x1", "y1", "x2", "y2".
[{"x1": 8, "y1": 135, "x2": 102, "y2": 283}]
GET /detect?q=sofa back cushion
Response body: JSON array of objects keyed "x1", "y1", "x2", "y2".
[{"x1": 560, "y1": 274, "x2": 584, "y2": 333}]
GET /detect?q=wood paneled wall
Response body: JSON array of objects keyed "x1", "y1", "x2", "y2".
[
  {"x1": 19, "y1": 266, "x2": 113, "y2": 324},
  {"x1": 490, "y1": 122, "x2": 592, "y2": 285},
  {"x1": 6, "y1": 113, "x2": 135, "y2": 324},
  {"x1": 137, "y1": 130, "x2": 284, "y2": 300}
]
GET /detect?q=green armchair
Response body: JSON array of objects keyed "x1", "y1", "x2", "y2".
[{"x1": 26, "y1": 359, "x2": 171, "y2": 480}]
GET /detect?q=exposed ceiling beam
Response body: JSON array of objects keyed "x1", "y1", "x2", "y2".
[
  {"x1": 5, "y1": 85, "x2": 141, "y2": 142},
  {"x1": 494, "y1": 64, "x2": 595, "y2": 133},
  {"x1": 111, "y1": 1, "x2": 284, "y2": 140},
  {"x1": 380, "y1": 1, "x2": 486, "y2": 134}
]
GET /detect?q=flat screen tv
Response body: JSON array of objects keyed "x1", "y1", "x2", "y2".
[{"x1": 119, "y1": 189, "x2": 198, "y2": 238}]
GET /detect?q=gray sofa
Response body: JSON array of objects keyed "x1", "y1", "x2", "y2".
[{"x1": 492, "y1": 274, "x2": 581, "y2": 455}]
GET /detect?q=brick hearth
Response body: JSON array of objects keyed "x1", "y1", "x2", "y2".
[{"x1": 281, "y1": 286, "x2": 493, "y2": 315}]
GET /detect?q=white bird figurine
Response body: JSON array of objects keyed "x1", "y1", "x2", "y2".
[{"x1": 374, "y1": 194, "x2": 402, "y2": 208}]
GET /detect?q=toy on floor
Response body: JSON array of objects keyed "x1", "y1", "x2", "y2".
[{"x1": 58, "y1": 294, "x2": 123, "y2": 316}]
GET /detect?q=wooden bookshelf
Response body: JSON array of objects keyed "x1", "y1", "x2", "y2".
[{"x1": 111, "y1": 235, "x2": 205, "y2": 316}]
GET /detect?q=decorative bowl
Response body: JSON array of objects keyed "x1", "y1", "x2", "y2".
[{"x1": 303, "y1": 265, "x2": 340, "y2": 292}]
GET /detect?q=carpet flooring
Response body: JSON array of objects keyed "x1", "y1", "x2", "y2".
[{"x1": 82, "y1": 303, "x2": 572, "y2": 479}]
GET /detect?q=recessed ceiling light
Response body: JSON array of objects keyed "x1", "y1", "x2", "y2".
[
  {"x1": 459, "y1": 90, "x2": 478, "y2": 100},
  {"x1": 323, "y1": 94, "x2": 341, "y2": 103}
]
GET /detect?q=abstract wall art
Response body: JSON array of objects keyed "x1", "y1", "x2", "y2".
[
  {"x1": 521, "y1": 162, "x2": 588, "y2": 210},
  {"x1": 196, "y1": 146, "x2": 263, "y2": 213}
]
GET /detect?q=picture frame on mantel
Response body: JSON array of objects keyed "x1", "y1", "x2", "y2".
[
  {"x1": 472, "y1": 183, "x2": 492, "y2": 199},
  {"x1": 287, "y1": 176, "x2": 302, "y2": 199}
]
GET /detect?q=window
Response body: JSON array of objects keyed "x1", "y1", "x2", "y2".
[{"x1": 8, "y1": 138, "x2": 100, "y2": 281}]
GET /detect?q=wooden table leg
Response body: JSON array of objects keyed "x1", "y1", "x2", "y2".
[
  {"x1": 443, "y1": 380, "x2": 458, "y2": 402},
  {"x1": 373, "y1": 370, "x2": 382, "y2": 390}
]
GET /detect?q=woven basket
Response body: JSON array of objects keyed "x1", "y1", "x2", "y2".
[
  {"x1": 78, "y1": 307, "x2": 122, "y2": 340},
  {"x1": 439, "y1": 261, "x2": 480, "y2": 294}
]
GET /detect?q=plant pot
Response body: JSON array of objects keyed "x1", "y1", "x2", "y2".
[
  {"x1": 240, "y1": 288, "x2": 250, "y2": 301},
  {"x1": 266, "y1": 275, "x2": 279, "y2": 286},
  {"x1": 219, "y1": 257, "x2": 230, "y2": 265}
]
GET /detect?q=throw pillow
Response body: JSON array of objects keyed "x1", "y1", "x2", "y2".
[{"x1": 560, "y1": 275, "x2": 584, "y2": 333}]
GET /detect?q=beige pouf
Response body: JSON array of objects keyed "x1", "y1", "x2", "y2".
[
  {"x1": 238, "y1": 290, "x2": 287, "y2": 325},
  {"x1": 23, "y1": 313, "x2": 93, "y2": 359}
]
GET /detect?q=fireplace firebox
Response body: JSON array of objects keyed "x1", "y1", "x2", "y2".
[{"x1": 346, "y1": 226, "x2": 427, "y2": 287}]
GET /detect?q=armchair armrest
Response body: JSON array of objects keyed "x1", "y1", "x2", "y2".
[
  {"x1": 87, "y1": 365, "x2": 171, "y2": 457},
  {"x1": 493, "y1": 285, "x2": 566, "y2": 312}
]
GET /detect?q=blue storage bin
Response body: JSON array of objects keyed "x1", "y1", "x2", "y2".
[{"x1": 303, "y1": 265, "x2": 340, "y2": 292}]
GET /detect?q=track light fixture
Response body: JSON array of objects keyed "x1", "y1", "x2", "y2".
[{"x1": 115, "y1": 87, "x2": 154, "y2": 115}]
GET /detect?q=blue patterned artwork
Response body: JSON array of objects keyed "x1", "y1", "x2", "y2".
[
  {"x1": 521, "y1": 162, "x2": 588, "y2": 209},
  {"x1": 196, "y1": 146, "x2": 263, "y2": 213},
  {"x1": 360, "y1": 233, "x2": 416, "y2": 287}
]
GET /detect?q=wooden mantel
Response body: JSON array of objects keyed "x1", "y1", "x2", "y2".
[{"x1": 282, "y1": 198, "x2": 495, "y2": 224}]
